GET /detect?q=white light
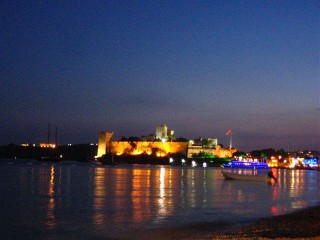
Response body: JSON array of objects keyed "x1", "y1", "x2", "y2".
[
  {"x1": 192, "y1": 161, "x2": 197, "y2": 167},
  {"x1": 203, "y1": 162, "x2": 207, "y2": 168},
  {"x1": 181, "y1": 159, "x2": 186, "y2": 163},
  {"x1": 169, "y1": 158, "x2": 174, "y2": 163}
]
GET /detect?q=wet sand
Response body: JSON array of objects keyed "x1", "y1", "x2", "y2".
[
  {"x1": 207, "y1": 205, "x2": 320, "y2": 240},
  {"x1": 133, "y1": 205, "x2": 320, "y2": 240}
]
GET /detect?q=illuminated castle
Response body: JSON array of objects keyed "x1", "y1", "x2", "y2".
[{"x1": 97, "y1": 126, "x2": 237, "y2": 159}]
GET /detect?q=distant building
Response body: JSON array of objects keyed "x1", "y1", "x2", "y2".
[
  {"x1": 191, "y1": 138, "x2": 218, "y2": 148},
  {"x1": 187, "y1": 144, "x2": 237, "y2": 158},
  {"x1": 207, "y1": 138, "x2": 218, "y2": 147}
]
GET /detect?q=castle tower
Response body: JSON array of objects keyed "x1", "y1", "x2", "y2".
[
  {"x1": 156, "y1": 124, "x2": 168, "y2": 141},
  {"x1": 97, "y1": 132, "x2": 114, "y2": 158}
]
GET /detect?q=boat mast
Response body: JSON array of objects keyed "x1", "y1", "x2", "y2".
[
  {"x1": 55, "y1": 125, "x2": 58, "y2": 146},
  {"x1": 47, "y1": 123, "x2": 51, "y2": 146}
]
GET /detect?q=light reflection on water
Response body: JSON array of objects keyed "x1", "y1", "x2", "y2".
[{"x1": 0, "y1": 159, "x2": 319, "y2": 239}]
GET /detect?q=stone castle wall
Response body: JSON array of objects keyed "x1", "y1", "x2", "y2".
[{"x1": 111, "y1": 141, "x2": 188, "y2": 157}]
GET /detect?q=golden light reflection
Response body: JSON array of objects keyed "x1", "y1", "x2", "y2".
[
  {"x1": 131, "y1": 169, "x2": 151, "y2": 222},
  {"x1": 50, "y1": 166, "x2": 55, "y2": 186},
  {"x1": 92, "y1": 167, "x2": 107, "y2": 230},
  {"x1": 46, "y1": 165, "x2": 56, "y2": 230},
  {"x1": 157, "y1": 167, "x2": 166, "y2": 217},
  {"x1": 289, "y1": 170, "x2": 308, "y2": 209},
  {"x1": 290, "y1": 170, "x2": 302, "y2": 198}
]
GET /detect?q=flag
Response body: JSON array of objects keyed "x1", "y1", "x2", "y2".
[{"x1": 225, "y1": 129, "x2": 232, "y2": 136}]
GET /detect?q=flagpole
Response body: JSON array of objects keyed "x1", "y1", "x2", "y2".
[{"x1": 226, "y1": 129, "x2": 232, "y2": 149}]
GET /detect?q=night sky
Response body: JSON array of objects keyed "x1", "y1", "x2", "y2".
[{"x1": 1, "y1": 1, "x2": 319, "y2": 151}]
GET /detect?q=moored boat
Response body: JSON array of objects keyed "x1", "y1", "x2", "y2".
[{"x1": 221, "y1": 170, "x2": 272, "y2": 182}]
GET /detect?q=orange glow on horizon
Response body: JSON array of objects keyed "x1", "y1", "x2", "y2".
[{"x1": 39, "y1": 143, "x2": 56, "y2": 148}]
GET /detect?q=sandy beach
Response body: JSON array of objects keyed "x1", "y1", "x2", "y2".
[{"x1": 135, "y1": 205, "x2": 320, "y2": 240}]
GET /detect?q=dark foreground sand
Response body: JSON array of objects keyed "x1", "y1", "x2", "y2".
[{"x1": 132, "y1": 205, "x2": 320, "y2": 240}]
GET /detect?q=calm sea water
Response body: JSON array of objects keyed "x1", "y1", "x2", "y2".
[{"x1": 0, "y1": 158, "x2": 319, "y2": 239}]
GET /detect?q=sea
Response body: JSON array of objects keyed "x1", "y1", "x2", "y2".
[{"x1": 0, "y1": 158, "x2": 319, "y2": 239}]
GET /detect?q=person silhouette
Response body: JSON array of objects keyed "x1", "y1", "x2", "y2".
[{"x1": 268, "y1": 170, "x2": 277, "y2": 181}]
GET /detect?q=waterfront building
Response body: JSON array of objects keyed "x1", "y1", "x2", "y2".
[{"x1": 187, "y1": 143, "x2": 236, "y2": 158}]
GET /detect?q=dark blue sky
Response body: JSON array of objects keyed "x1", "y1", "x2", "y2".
[{"x1": 1, "y1": 1, "x2": 319, "y2": 151}]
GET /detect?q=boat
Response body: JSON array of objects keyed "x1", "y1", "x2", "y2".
[
  {"x1": 221, "y1": 170, "x2": 272, "y2": 182},
  {"x1": 223, "y1": 160, "x2": 269, "y2": 169}
]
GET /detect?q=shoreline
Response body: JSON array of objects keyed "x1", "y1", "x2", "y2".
[
  {"x1": 207, "y1": 204, "x2": 320, "y2": 239},
  {"x1": 134, "y1": 205, "x2": 320, "y2": 240}
]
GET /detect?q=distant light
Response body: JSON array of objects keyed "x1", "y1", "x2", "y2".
[
  {"x1": 181, "y1": 159, "x2": 186, "y2": 163},
  {"x1": 192, "y1": 161, "x2": 197, "y2": 167},
  {"x1": 169, "y1": 158, "x2": 174, "y2": 163},
  {"x1": 203, "y1": 162, "x2": 207, "y2": 168},
  {"x1": 303, "y1": 158, "x2": 318, "y2": 168}
]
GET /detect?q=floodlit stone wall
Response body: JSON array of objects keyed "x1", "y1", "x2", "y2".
[{"x1": 111, "y1": 141, "x2": 188, "y2": 157}]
